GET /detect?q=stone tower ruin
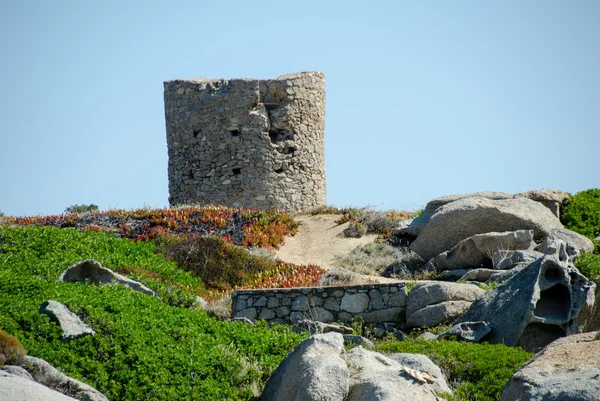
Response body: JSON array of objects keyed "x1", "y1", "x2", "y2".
[{"x1": 164, "y1": 72, "x2": 326, "y2": 212}]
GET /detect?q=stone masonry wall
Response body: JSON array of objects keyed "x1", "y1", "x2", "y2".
[
  {"x1": 231, "y1": 283, "x2": 408, "y2": 325},
  {"x1": 164, "y1": 72, "x2": 326, "y2": 212}
]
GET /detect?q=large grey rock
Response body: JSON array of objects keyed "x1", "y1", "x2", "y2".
[
  {"x1": 491, "y1": 249, "x2": 544, "y2": 271},
  {"x1": 395, "y1": 192, "x2": 514, "y2": 237},
  {"x1": 39, "y1": 301, "x2": 95, "y2": 342},
  {"x1": 344, "y1": 346, "x2": 446, "y2": 401},
  {"x1": 437, "y1": 321, "x2": 492, "y2": 342},
  {"x1": 436, "y1": 230, "x2": 535, "y2": 271},
  {"x1": 20, "y1": 356, "x2": 108, "y2": 401},
  {"x1": 501, "y1": 331, "x2": 600, "y2": 401},
  {"x1": 387, "y1": 353, "x2": 453, "y2": 396},
  {"x1": 457, "y1": 243, "x2": 597, "y2": 352},
  {"x1": 536, "y1": 228, "x2": 595, "y2": 257},
  {"x1": 1, "y1": 365, "x2": 34, "y2": 381},
  {"x1": 59, "y1": 259, "x2": 158, "y2": 298},
  {"x1": 0, "y1": 371, "x2": 78, "y2": 401},
  {"x1": 406, "y1": 282, "x2": 484, "y2": 328},
  {"x1": 458, "y1": 268, "x2": 496, "y2": 283},
  {"x1": 514, "y1": 189, "x2": 570, "y2": 218},
  {"x1": 410, "y1": 197, "x2": 563, "y2": 261},
  {"x1": 260, "y1": 332, "x2": 350, "y2": 401}
]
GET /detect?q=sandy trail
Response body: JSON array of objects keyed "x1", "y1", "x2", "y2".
[{"x1": 275, "y1": 214, "x2": 377, "y2": 269}]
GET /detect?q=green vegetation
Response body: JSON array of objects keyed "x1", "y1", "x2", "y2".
[
  {"x1": 561, "y1": 188, "x2": 600, "y2": 241},
  {"x1": 376, "y1": 339, "x2": 533, "y2": 401},
  {"x1": 0, "y1": 226, "x2": 305, "y2": 400},
  {"x1": 65, "y1": 203, "x2": 100, "y2": 213},
  {"x1": 575, "y1": 253, "x2": 600, "y2": 280}
]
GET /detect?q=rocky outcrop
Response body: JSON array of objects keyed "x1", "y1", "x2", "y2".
[
  {"x1": 436, "y1": 230, "x2": 535, "y2": 271},
  {"x1": 39, "y1": 301, "x2": 95, "y2": 342},
  {"x1": 406, "y1": 282, "x2": 484, "y2": 328},
  {"x1": 344, "y1": 346, "x2": 447, "y2": 401},
  {"x1": 0, "y1": 371, "x2": 78, "y2": 401},
  {"x1": 501, "y1": 331, "x2": 600, "y2": 401},
  {"x1": 514, "y1": 189, "x2": 570, "y2": 218},
  {"x1": 536, "y1": 227, "x2": 595, "y2": 257},
  {"x1": 1, "y1": 356, "x2": 108, "y2": 401},
  {"x1": 457, "y1": 242, "x2": 597, "y2": 352},
  {"x1": 260, "y1": 333, "x2": 350, "y2": 401},
  {"x1": 387, "y1": 353, "x2": 453, "y2": 396},
  {"x1": 20, "y1": 356, "x2": 108, "y2": 401},
  {"x1": 261, "y1": 333, "x2": 452, "y2": 401},
  {"x1": 394, "y1": 192, "x2": 514, "y2": 238},
  {"x1": 59, "y1": 259, "x2": 158, "y2": 298},
  {"x1": 410, "y1": 197, "x2": 563, "y2": 261}
]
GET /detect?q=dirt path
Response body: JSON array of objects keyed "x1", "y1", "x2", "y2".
[{"x1": 274, "y1": 214, "x2": 378, "y2": 270}]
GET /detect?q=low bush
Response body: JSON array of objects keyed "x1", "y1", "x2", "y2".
[
  {"x1": 561, "y1": 188, "x2": 600, "y2": 241},
  {"x1": 65, "y1": 204, "x2": 100, "y2": 214},
  {"x1": 0, "y1": 327, "x2": 27, "y2": 367},
  {"x1": 376, "y1": 339, "x2": 533, "y2": 401},
  {"x1": 310, "y1": 205, "x2": 413, "y2": 237},
  {"x1": 342, "y1": 220, "x2": 367, "y2": 238},
  {"x1": 575, "y1": 253, "x2": 600, "y2": 280},
  {"x1": 335, "y1": 242, "x2": 407, "y2": 276}
]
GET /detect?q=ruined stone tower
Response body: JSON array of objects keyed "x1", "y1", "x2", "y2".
[{"x1": 164, "y1": 72, "x2": 326, "y2": 212}]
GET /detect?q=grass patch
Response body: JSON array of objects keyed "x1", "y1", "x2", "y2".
[
  {"x1": 310, "y1": 205, "x2": 413, "y2": 237},
  {"x1": 575, "y1": 253, "x2": 600, "y2": 280},
  {"x1": 376, "y1": 339, "x2": 533, "y2": 401},
  {"x1": 0, "y1": 225, "x2": 306, "y2": 400}
]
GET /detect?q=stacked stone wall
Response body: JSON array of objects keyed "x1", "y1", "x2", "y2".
[
  {"x1": 164, "y1": 72, "x2": 326, "y2": 212},
  {"x1": 231, "y1": 283, "x2": 408, "y2": 325}
]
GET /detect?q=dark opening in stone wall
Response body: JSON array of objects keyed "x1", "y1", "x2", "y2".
[
  {"x1": 229, "y1": 130, "x2": 241, "y2": 137},
  {"x1": 232, "y1": 168, "x2": 241, "y2": 176},
  {"x1": 193, "y1": 129, "x2": 201, "y2": 138}
]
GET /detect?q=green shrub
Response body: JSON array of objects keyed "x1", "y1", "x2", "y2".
[
  {"x1": 561, "y1": 189, "x2": 600, "y2": 240},
  {"x1": 65, "y1": 204, "x2": 100, "y2": 214},
  {"x1": 0, "y1": 226, "x2": 306, "y2": 400},
  {"x1": 376, "y1": 339, "x2": 533, "y2": 401},
  {"x1": 575, "y1": 253, "x2": 600, "y2": 280},
  {"x1": 0, "y1": 327, "x2": 27, "y2": 367}
]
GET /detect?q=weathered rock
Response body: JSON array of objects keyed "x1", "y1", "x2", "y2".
[
  {"x1": 406, "y1": 282, "x2": 484, "y2": 328},
  {"x1": 536, "y1": 227, "x2": 595, "y2": 257},
  {"x1": 458, "y1": 268, "x2": 496, "y2": 282},
  {"x1": 410, "y1": 197, "x2": 563, "y2": 261},
  {"x1": 514, "y1": 189, "x2": 570, "y2": 217},
  {"x1": 417, "y1": 332, "x2": 438, "y2": 341},
  {"x1": 382, "y1": 248, "x2": 425, "y2": 279},
  {"x1": 491, "y1": 249, "x2": 544, "y2": 270},
  {"x1": 457, "y1": 244, "x2": 597, "y2": 352},
  {"x1": 1, "y1": 365, "x2": 34, "y2": 381},
  {"x1": 440, "y1": 269, "x2": 470, "y2": 281},
  {"x1": 436, "y1": 230, "x2": 535, "y2": 271},
  {"x1": 387, "y1": 353, "x2": 453, "y2": 396},
  {"x1": 0, "y1": 371, "x2": 78, "y2": 401},
  {"x1": 344, "y1": 346, "x2": 446, "y2": 400},
  {"x1": 343, "y1": 335, "x2": 374, "y2": 349},
  {"x1": 20, "y1": 356, "x2": 108, "y2": 401},
  {"x1": 294, "y1": 318, "x2": 353, "y2": 335},
  {"x1": 39, "y1": 301, "x2": 95, "y2": 342},
  {"x1": 437, "y1": 321, "x2": 492, "y2": 342},
  {"x1": 407, "y1": 301, "x2": 474, "y2": 329},
  {"x1": 260, "y1": 333, "x2": 350, "y2": 401},
  {"x1": 395, "y1": 192, "x2": 514, "y2": 237},
  {"x1": 58, "y1": 259, "x2": 158, "y2": 298},
  {"x1": 501, "y1": 331, "x2": 600, "y2": 401}
]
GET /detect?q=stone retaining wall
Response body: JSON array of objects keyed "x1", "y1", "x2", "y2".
[{"x1": 231, "y1": 283, "x2": 408, "y2": 325}]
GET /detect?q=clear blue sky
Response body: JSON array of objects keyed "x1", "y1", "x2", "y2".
[{"x1": 1, "y1": 1, "x2": 598, "y2": 216}]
